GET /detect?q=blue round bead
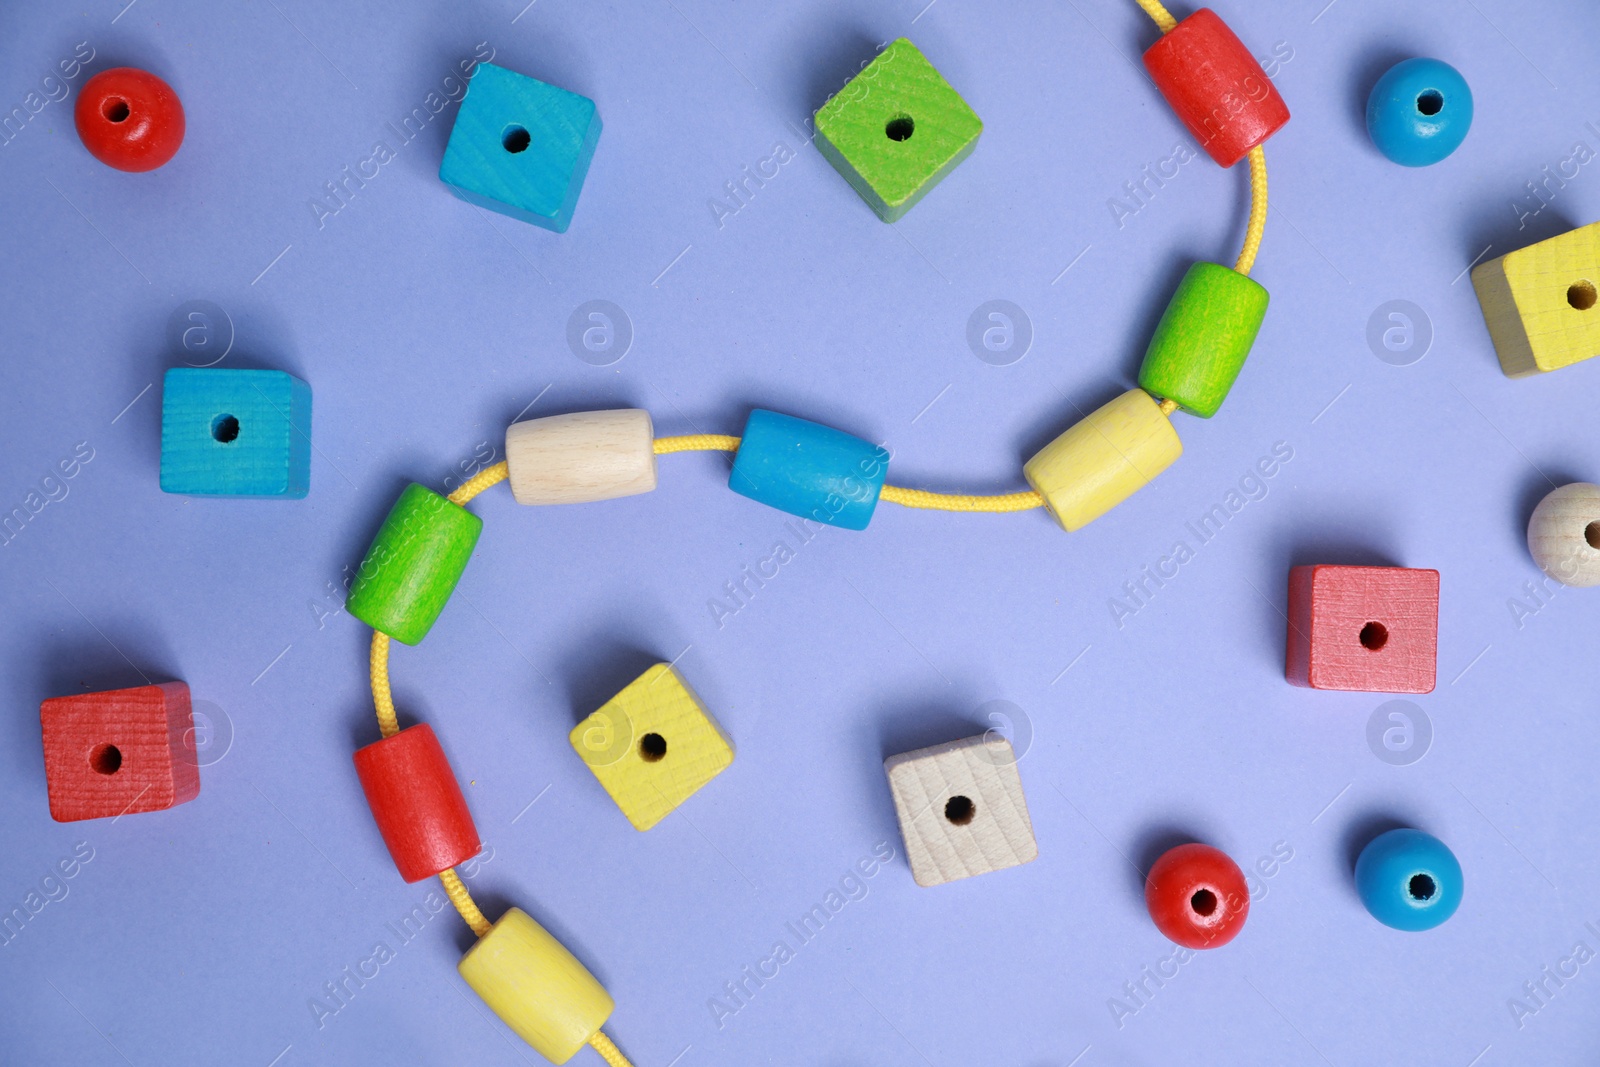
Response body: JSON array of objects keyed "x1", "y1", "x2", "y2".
[
  {"x1": 1355, "y1": 828, "x2": 1463, "y2": 931},
  {"x1": 1366, "y1": 58, "x2": 1473, "y2": 166}
]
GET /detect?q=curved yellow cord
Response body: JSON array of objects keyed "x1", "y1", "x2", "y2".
[
  {"x1": 588, "y1": 1031, "x2": 637, "y2": 1067},
  {"x1": 1234, "y1": 145, "x2": 1268, "y2": 277},
  {"x1": 439, "y1": 868, "x2": 493, "y2": 937},
  {"x1": 653, "y1": 434, "x2": 741, "y2": 454},
  {"x1": 449, "y1": 461, "x2": 509, "y2": 506},
  {"x1": 370, "y1": 631, "x2": 399, "y2": 739},
  {"x1": 1134, "y1": 0, "x2": 1178, "y2": 32}
]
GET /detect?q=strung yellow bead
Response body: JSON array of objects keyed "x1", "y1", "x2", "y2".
[{"x1": 1023, "y1": 388, "x2": 1182, "y2": 532}]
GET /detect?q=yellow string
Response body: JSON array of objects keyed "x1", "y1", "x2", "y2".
[
  {"x1": 370, "y1": 632, "x2": 399, "y2": 739},
  {"x1": 448, "y1": 461, "x2": 509, "y2": 506},
  {"x1": 1134, "y1": 0, "x2": 1178, "y2": 32},
  {"x1": 1234, "y1": 145, "x2": 1268, "y2": 277},
  {"x1": 438, "y1": 868, "x2": 492, "y2": 937},
  {"x1": 653, "y1": 434, "x2": 740, "y2": 454},
  {"x1": 588, "y1": 1031, "x2": 637, "y2": 1067},
  {"x1": 1159, "y1": 397, "x2": 1178, "y2": 416}
]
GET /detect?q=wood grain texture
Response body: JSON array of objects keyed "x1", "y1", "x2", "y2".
[
  {"x1": 352, "y1": 723, "x2": 481, "y2": 883},
  {"x1": 1142, "y1": 8, "x2": 1289, "y2": 167},
  {"x1": 569, "y1": 663, "x2": 733, "y2": 831},
  {"x1": 438, "y1": 62, "x2": 601, "y2": 233},
  {"x1": 884, "y1": 735, "x2": 1037, "y2": 887},
  {"x1": 346, "y1": 483, "x2": 483, "y2": 646},
  {"x1": 1138, "y1": 261, "x2": 1269, "y2": 418},
  {"x1": 813, "y1": 37, "x2": 982, "y2": 222},
  {"x1": 505, "y1": 409, "x2": 656, "y2": 505},
  {"x1": 159, "y1": 368, "x2": 311, "y2": 497},
  {"x1": 1285, "y1": 565, "x2": 1439, "y2": 693},
  {"x1": 458, "y1": 907, "x2": 614, "y2": 1064},
  {"x1": 40, "y1": 682, "x2": 198, "y2": 823},
  {"x1": 1472, "y1": 221, "x2": 1600, "y2": 377},
  {"x1": 1527, "y1": 482, "x2": 1600, "y2": 587},
  {"x1": 1023, "y1": 388, "x2": 1182, "y2": 532}
]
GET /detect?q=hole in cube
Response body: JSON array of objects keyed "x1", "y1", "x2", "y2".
[
  {"x1": 1586, "y1": 520, "x2": 1600, "y2": 550},
  {"x1": 1190, "y1": 888, "x2": 1218, "y2": 916},
  {"x1": 211, "y1": 414, "x2": 240, "y2": 443},
  {"x1": 885, "y1": 114, "x2": 915, "y2": 142},
  {"x1": 89, "y1": 743, "x2": 122, "y2": 775},
  {"x1": 1415, "y1": 90, "x2": 1443, "y2": 116},
  {"x1": 1408, "y1": 873, "x2": 1436, "y2": 900},
  {"x1": 638, "y1": 732, "x2": 667, "y2": 762},
  {"x1": 502, "y1": 125, "x2": 531, "y2": 153},
  {"x1": 1359, "y1": 621, "x2": 1389, "y2": 651},
  {"x1": 1568, "y1": 280, "x2": 1597, "y2": 311},
  {"x1": 103, "y1": 98, "x2": 130, "y2": 123},
  {"x1": 944, "y1": 795, "x2": 975, "y2": 825}
]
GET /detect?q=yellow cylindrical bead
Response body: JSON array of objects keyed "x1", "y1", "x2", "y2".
[
  {"x1": 1023, "y1": 388, "x2": 1182, "y2": 532},
  {"x1": 458, "y1": 908, "x2": 615, "y2": 1063}
]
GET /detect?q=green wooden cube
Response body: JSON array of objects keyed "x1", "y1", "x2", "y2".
[
  {"x1": 1138, "y1": 262, "x2": 1270, "y2": 418},
  {"x1": 813, "y1": 38, "x2": 982, "y2": 222},
  {"x1": 347, "y1": 484, "x2": 483, "y2": 645}
]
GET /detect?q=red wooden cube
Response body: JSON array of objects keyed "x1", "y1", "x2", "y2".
[
  {"x1": 40, "y1": 682, "x2": 200, "y2": 822},
  {"x1": 1286, "y1": 566, "x2": 1439, "y2": 694}
]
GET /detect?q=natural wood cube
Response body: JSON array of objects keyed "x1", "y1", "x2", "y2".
[
  {"x1": 884, "y1": 735, "x2": 1038, "y2": 887},
  {"x1": 1285, "y1": 565, "x2": 1440, "y2": 693},
  {"x1": 1472, "y1": 220, "x2": 1600, "y2": 378},
  {"x1": 40, "y1": 681, "x2": 199, "y2": 822}
]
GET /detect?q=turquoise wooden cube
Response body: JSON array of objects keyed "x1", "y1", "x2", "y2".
[
  {"x1": 159, "y1": 368, "x2": 312, "y2": 498},
  {"x1": 728, "y1": 410, "x2": 890, "y2": 530},
  {"x1": 439, "y1": 63, "x2": 601, "y2": 233}
]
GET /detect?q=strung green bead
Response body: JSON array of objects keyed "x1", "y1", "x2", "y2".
[
  {"x1": 347, "y1": 483, "x2": 483, "y2": 645},
  {"x1": 1138, "y1": 262, "x2": 1269, "y2": 418}
]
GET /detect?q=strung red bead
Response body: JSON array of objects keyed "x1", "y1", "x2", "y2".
[
  {"x1": 1145, "y1": 842, "x2": 1249, "y2": 949},
  {"x1": 1142, "y1": 9, "x2": 1288, "y2": 168},
  {"x1": 75, "y1": 67, "x2": 185, "y2": 172},
  {"x1": 353, "y1": 723, "x2": 481, "y2": 883}
]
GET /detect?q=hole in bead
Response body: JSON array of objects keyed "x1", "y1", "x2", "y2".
[
  {"x1": 1359, "y1": 622, "x2": 1389, "y2": 651},
  {"x1": 103, "y1": 98, "x2": 130, "y2": 123},
  {"x1": 1415, "y1": 90, "x2": 1443, "y2": 116},
  {"x1": 502, "y1": 125, "x2": 531, "y2": 153},
  {"x1": 885, "y1": 114, "x2": 915, "y2": 142},
  {"x1": 1408, "y1": 873, "x2": 1436, "y2": 900},
  {"x1": 211, "y1": 414, "x2": 240, "y2": 443},
  {"x1": 1568, "y1": 280, "x2": 1597, "y2": 311},
  {"x1": 638, "y1": 732, "x2": 667, "y2": 762},
  {"x1": 1586, "y1": 521, "x2": 1600, "y2": 550},
  {"x1": 944, "y1": 795, "x2": 975, "y2": 825},
  {"x1": 89, "y1": 743, "x2": 122, "y2": 775},
  {"x1": 1190, "y1": 888, "x2": 1218, "y2": 916}
]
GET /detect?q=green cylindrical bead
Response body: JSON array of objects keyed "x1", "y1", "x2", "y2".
[
  {"x1": 347, "y1": 483, "x2": 483, "y2": 645},
  {"x1": 1138, "y1": 262, "x2": 1269, "y2": 418}
]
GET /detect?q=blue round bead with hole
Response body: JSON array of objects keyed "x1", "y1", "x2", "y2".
[
  {"x1": 1366, "y1": 58, "x2": 1473, "y2": 167},
  {"x1": 1354, "y1": 828, "x2": 1463, "y2": 931}
]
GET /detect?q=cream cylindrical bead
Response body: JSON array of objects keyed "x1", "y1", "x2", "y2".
[
  {"x1": 1527, "y1": 482, "x2": 1600, "y2": 587},
  {"x1": 505, "y1": 409, "x2": 657, "y2": 505}
]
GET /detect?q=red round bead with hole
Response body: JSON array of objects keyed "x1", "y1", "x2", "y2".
[
  {"x1": 353, "y1": 723, "x2": 481, "y2": 883},
  {"x1": 1145, "y1": 842, "x2": 1250, "y2": 949},
  {"x1": 75, "y1": 67, "x2": 185, "y2": 172}
]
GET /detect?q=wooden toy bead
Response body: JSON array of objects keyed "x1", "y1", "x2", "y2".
[
  {"x1": 570, "y1": 663, "x2": 733, "y2": 831},
  {"x1": 883, "y1": 735, "x2": 1037, "y2": 887},
  {"x1": 74, "y1": 67, "x2": 185, "y2": 172},
  {"x1": 1354, "y1": 828, "x2": 1463, "y2": 931},
  {"x1": 505, "y1": 409, "x2": 657, "y2": 505},
  {"x1": 1527, "y1": 483, "x2": 1600, "y2": 587},
  {"x1": 1366, "y1": 58, "x2": 1473, "y2": 167},
  {"x1": 40, "y1": 682, "x2": 199, "y2": 823},
  {"x1": 1285, "y1": 565, "x2": 1439, "y2": 693},
  {"x1": 813, "y1": 37, "x2": 983, "y2": 222},
  {"x1": 1142, "y1": 9, "x2": 1289, "y2": 168},
  {"x1": 458, "y1": 907, "x2": 615, "y2": 1064},
  {"x1": 1144, "y1": 843, "x2": 1249, "y2": 949},
  {"x1": 439, "y1": 63, "x2": 602, "y2": 233},
  {"x1": 1472, "y1": 221, "x2": 1600, "y2": 378},
  {"x1": 346, "y1": 484, "x2": 483, "y2": 646},
  {"x1": 728, "y1": 409, "x2": 890, "y2": 530},
  {"x1": 159, "y1": 368, "x2": 313, "y2": 498},
  {"x1": 352, "y1": 723, "x2": 480, "y2": 883},
  {"x1": 1138, "y1": 262, "x2": 1269, "y2": 418},
  {"x1": 1022, "y1": 388, "x2": 1182, "y2": 532}
]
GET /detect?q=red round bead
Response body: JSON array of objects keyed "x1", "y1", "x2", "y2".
[
  {"x1": 353, "y1": 723, "x2": 481, "y2": 883},
  {"x1": 1142, "y1": 9, "x2": 1288, "y2": 168},
  {"x1": 75, "y1": 67, "x2": 185, "y2": 172},
  {"x1": 1145, "y1": 843, "x2": 1249, "y2": 949}
]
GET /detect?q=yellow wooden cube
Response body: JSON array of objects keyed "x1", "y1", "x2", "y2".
[
  {"x1": 1472, "y1": 220, "x2": 1600, "y2": 378},
  {"x1": 1022, "y1": 388, "x2": 1182, "y2": 532},
  {"x1": 457, "y1": 907, "x2": 614, "y2": 1064},
  {"x1": 569, "y1": 663, "x2": 733, "y2": 831}
]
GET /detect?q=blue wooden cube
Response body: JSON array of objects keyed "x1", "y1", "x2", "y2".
[
  {"x1": 159, "y1": 368, "x2": 312, "y2": 498},
  {"x1": 438, "y1": 63, "x2": 602, "y2": 233},
  {"x1": 728, "y1": 410, "x2": 890, "y2": 530}
]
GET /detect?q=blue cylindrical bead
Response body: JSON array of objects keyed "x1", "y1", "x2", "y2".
[
  {"x1": 728, "y1": 410, "x2": 890, "y2": 530},
  {"x1": 1366, "y1": 58, "x2": 1472, "y2": 167},
  {"x1": 1354, "y1": 828, "x2": 1463, "y2": 931}
]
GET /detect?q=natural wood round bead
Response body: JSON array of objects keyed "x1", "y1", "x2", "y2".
[{"x1": 1527, "y1": 482, "x2": 1600, "y2": 587}]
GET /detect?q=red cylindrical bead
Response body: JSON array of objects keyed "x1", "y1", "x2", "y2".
[
  {"x1": 1142, "y1": 9, "x2": 1289, "y2": 167},
  {"x1": 75, "y1": 67, "x2": 186, "y2": 172},
  {"x1": 1145, "y1": 843, "x2": 1250, "y2": 949},
  {"x1": 353, "y1": 724, "x2": 480, "y2": 883}
]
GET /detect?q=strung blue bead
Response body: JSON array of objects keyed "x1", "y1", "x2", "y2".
[
  {"x1": 729, "y1": 410, "x2": 889, "y2": 530},
  {"x1": 1355, "y1": 828, "x2": 1463, "y2": 931},
  {"x1": 1366, "y1": 58, "x2": 1472, "y2": 167}
]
